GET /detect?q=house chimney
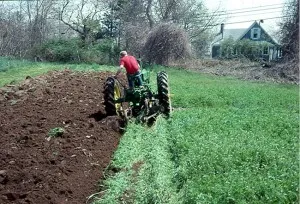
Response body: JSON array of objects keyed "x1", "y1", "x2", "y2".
[
  {"x1": 259, "y1": 19, "x2": 264, "y2": 25},
  {"x1": 220, "y1": 23, "x2": 224, "y2": 39}
]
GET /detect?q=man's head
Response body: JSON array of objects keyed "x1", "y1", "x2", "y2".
[{"x1": 120, "y1": 51, "x2": 127, "y2": 57}]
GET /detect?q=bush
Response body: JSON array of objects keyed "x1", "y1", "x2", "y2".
[
  {"x1": 92, "y1": 39, "x2": 120, "y2": 65},
  {"x1": 33, "y1": 38, "x2": 120, "y2": 64},
  {"x1": 34, "y1": 39, "x2": 81, "y2": 62},
  {"x1": 143, "y1": 23, "x2": 191, "y2": 65},
  {"x1": 220, "y1": 39, "x2": 271, "y2": 61}
]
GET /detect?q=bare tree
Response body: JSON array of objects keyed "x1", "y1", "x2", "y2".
[
  {"x1": 0, "y1": 8, "x2": 27, "y2": 57},
  {"x1": 110, "y1": 0, "x2": 150, "y2": 55},
  {"x1": 160, "y1": 0, "x2": 179, "y2": 20},
  {"x1": 149, "y1": 0, "x2": 221, "y2": 56},
  {"x1": 0, "y1": 0, "x2": 55, "y2": 57},
  {"x1": 0, "y1": 0, "x2": 221, "y2": 61},
  {"x1": 24, "y1": 0, "x2": 54, "y2": 48},
  {"x1": 171, "y1": 0, "x2": 221, "y2": 56},
  {"x1": 59, "y1": 0, "x2": 105, "y2": 44},
  {"x1": 146, "y1": 0, "x2": 154, "y2": 28},
  {"x1": 280, "y1": 0, "x2": 299, "y2": 61}
]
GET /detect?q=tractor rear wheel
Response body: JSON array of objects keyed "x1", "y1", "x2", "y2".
[
  {"x1": 157, "y1": 71, "x2": 171, "y2": 117},
  {"x1": 103, "y1": 77, "x2": 122, "y2": 116}
]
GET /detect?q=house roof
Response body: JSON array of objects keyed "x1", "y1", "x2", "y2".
[
  {"x1": 256, "y1": 23, "x2": 279, "y2": 45},
  {"x1": 236, "y1": 21, "x2": 257, "y2": 41},
  {"x1": 223, "y1": 28, "x2": 246, "y2": 40},
  {"x1": 212, "y1": 21, "x2": 279, "y2": 46},
  {"x1": 212, "y1": 28, "x2": 247, "y2": 45}
]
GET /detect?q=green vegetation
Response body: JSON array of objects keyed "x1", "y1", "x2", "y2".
[
  {"x1": 0, "y1": 57, "x2": 57, "y2": 86},
  {"x1": 0, "y1": 57, "x2": 36, "y2": 72},
  {"x1": 48, "y1": 127, "x2": 65, "y2": 138},
  {"x1": 95, "y1": 67, "x2": 299, "y2": 203},
  {"x1": 0, "y1": 57, "x2": 116, "y2": 87},
  {"x1": 34, "y1": 38, "x2": 120, "y2": 64},
  {"x1": 220, "y1": 38, "x2": 273, "y2": 60}
]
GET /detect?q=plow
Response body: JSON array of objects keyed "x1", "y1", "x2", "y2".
[{"x1": 103, "y1": 68, "x2": 171, "y2": 124}]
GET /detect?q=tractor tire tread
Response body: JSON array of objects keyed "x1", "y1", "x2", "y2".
[
  {"x1": 157, "y1": 71, "x2": 171, "y2": 117},
  {"x1": 103, "y1": 78, "x2": 117, "y2": 116}
]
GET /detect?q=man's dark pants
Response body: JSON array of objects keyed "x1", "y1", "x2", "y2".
[{"x1": 127, "y1": 71, "x2": 143, "y2": 88}]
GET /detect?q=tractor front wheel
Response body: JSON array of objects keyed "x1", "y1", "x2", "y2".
[{"x1": 157, "y1": 71, "x2": 171, "y2": 117}]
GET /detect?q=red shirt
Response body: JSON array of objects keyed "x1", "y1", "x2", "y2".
[{"x1": 120, "y1": 55, "x2": 139, "y2": 74}]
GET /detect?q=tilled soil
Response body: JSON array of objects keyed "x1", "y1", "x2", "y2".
[{"x1": 0, "y1": 70, "x2": 125, "y2": 204}]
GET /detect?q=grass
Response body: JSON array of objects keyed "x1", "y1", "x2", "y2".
[
  {"x1": 94, "y1": 66, "x2": 299, "y2": 203},
  {"x1": 0, "y1": 57, "x2": 116, "y2": 87}
]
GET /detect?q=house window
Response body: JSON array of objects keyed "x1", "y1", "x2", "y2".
[
  {"x1": 278, "y1": 48, "x2": 283, "y2": 58},
  {"x1": 263, "y1": 47, "x2": 269, "y2": 55},
  {"x1": 251, "y1": 28, "x2": 261, "y2": 39}
]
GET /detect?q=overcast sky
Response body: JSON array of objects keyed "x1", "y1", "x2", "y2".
[
  {"x1": 2, "y1": 0, "x2": 286, "y2": 38},
  {"x1": 205, "y1": 0, "x2": 285, "y2": 35}
]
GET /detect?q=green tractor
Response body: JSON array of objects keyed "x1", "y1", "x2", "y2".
[{"x1": 103, "y1": 68, "x2": 171, "y2": 123}]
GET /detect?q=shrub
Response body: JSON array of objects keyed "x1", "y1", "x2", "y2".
[
  {"x1": 92, "y1": 39, "x2": 121, "y2": 65},
  {"x1": 143, "y1": 23, "x2": 191, "y2": 65},
  {"x1": 220, "y1": 39, "x2": 271, "y2": 61},
  {"x1": 34, "y1": 39, "x2": 81, "y2": 62},
  {"x1": 33, "y1": 38, "x2": 120, "y2": 64}
]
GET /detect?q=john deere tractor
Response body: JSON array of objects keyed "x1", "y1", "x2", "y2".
[{"x1": 103, "y1": 68, "x2": 171, "y2": 123}]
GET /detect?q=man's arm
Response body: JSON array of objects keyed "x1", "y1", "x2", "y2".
[
  {"x1": 136, "y1": 58, "x2": 141, "y2": 69},
  {"x1": 115, "y1": 65, "x2": 124, "y2": 77}
]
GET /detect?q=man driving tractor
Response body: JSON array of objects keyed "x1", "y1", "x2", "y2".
[{"x1": 115, "y1": 51, "x2": 143, "y2": 88}]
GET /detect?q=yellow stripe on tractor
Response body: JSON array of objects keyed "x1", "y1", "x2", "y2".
[{"x1": 114, "y1": 81, "x2": 123, "y2": 115}]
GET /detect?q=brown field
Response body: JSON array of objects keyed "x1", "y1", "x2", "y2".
[{"x1": 0, "y1": 70, "x2": 125, "y2": 204}]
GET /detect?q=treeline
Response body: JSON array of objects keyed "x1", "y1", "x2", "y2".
[
  {"x1": 0, "y1": 0, "x2": 298, "y2": 65},
  {"x1": 0, "y1": 0, "x2": 222, "y2": 65}
]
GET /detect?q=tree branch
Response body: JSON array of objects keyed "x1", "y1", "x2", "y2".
[
  {"x1": 146, "y1": 0, "x2": 154, "y2": 28},
  {"x1": 59, "y1": 0, "x2": 83, "y2": 35}
]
